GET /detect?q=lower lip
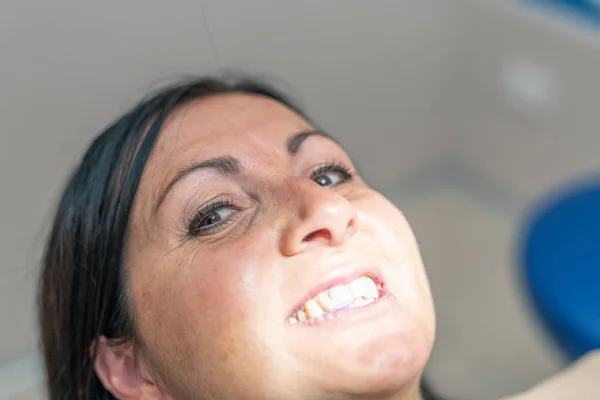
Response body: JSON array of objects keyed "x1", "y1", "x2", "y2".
[{"x1": 289, "y1": 287, "x2": 397, "y2": 327}]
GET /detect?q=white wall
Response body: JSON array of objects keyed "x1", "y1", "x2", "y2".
[{"x1": 450, "y1": 1, "x2": 600, "y2": 202}]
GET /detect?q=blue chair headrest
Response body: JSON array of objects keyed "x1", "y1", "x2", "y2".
[{"x1": 523, "y1": 179, "x2": 600, "y2": 360}]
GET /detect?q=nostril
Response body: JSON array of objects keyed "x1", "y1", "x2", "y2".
[
  {"x1": 302, "y1": 229, "x2": 331, "y2": 242},
  {"x1": 347, "y1": 218, "x2": 357, "y2": 235}
]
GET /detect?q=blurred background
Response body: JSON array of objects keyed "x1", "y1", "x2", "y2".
[{"x1": 1, "y1": 1, "x2": 600, "y2": 399}]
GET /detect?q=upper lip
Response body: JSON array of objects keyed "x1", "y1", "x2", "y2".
[{"x1": 287, "y1": 265, "x2": 384, "y2": 318}]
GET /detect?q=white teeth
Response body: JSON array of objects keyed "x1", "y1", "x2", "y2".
[
  {"x1": 350, "y1": 297, "x2": 367, "y2": 308},
  {"x1": 329, "y1": 285, "x2": 353, "y2": 308},
  {"x1": 297, "y1": 310, "x2": 307, "y2": 322},
  {"x1": 364, "y1": 278, "x2": 379, "y2": 299},
  {"x1": 317, "y1": 292, "x2": 334, "y2": 312},
  {"x1": 346, "y1": 279, "x2": 363, "y2": 299},
  {"x1": 288, "y1": 276, "x2": 380, "y2": 323},
  {"x1": 305, "y1": 300, "x2": 324, "y2": 319},
  {"x1": 347, "y1": 276, "x2": 372, "y2": 299}
]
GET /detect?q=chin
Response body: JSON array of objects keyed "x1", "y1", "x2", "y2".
[
  {"x1": 293, "y1": 309, "x2": 432, "y2": 399},
  {"x1": 329, "y1": 328, "x2": 431, "y2": 398}
]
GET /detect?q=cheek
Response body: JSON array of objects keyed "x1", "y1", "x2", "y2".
[
  {"x1": 132, "y1": 237, "x2": 278, "y2": 359},
  {"x1": 355, "y1": 192, "x2": 418, "y2": 264},
  {"x1": 176, "y1": 244, "x2": 266, "y2": 336},
  {"x1": 130, "y1": 239, "x2": 283, "y2": 396},
  {"x1": 355, "y1": 192, "x2": 432, "y2": 307}
]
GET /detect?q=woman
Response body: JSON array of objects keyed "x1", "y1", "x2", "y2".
[{"x1": 39, "y1": 76, "x2": 437, "y2": 400}]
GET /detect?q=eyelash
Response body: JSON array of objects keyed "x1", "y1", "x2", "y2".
[
  {"x1": 186, "y1": 199, "x2": 237, "y2": 238},
  {"x1": 309, "y1": 161, "x2": 354, "y2": 187},
  {"x1": 186, "y1": 161, "x2": 354, "y2": 238}
]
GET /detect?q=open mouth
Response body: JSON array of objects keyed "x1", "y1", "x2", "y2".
[{"x1": 287, "y1": 275, "x2": 384, "y2": 324}]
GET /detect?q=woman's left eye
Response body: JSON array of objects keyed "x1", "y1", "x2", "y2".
[{"x1": 310, "y1": 163, "x2": 353, "y2": 188}]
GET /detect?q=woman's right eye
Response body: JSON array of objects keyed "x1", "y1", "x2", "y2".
[{"x1": 187, "y1": 200, "x2": 236, "y2": 237}]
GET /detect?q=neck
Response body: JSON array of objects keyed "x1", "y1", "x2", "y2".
[
  {"x1": 391, "y1": 375, "x2": 425, "y2": 400},
  {"x1": 391, "y1": 379, "x2": 423, "y2": 400},
  {"x1": 361, "y1": 378, "x2": 424, "y2": 400}
]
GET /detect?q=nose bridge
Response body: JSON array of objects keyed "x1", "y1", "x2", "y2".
[
  {"x1": 278, "y1": 176, "x2": 357, "y2": 256},
  {"x1": 282, "y1": 176, "x2": 341, "y2": 217}
]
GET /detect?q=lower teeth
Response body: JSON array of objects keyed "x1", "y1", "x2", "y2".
[{"x1": 291, "y1": 296, "x2": 377, "y2": 323}]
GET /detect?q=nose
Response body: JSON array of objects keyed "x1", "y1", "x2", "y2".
[{"x1": 279, "y1": 178, "x2": 358, "y2": 256}]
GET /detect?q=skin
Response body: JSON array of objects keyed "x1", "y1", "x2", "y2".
[{"x1": 94, "y1": 93, "x2": 436, "y2": 400}]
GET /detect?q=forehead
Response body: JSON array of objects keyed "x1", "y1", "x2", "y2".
[{"x1": 150, "y1": 93, "x2": 312, "y2": 163}]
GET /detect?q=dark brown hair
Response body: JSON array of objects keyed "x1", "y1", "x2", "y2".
[{"x1": 38, "y1": 76, "x2": 306, "y2": 400}]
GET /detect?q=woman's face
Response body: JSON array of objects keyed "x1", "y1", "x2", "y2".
[{"x1": 126, "y1": 94, "x2": 435, "y2": 400}]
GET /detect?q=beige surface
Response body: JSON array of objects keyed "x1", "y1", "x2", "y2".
[
  {"x1": 5, "y1": 384, "x2": 44, "y2": 400},
  {"x1": 502, "y1": 350, "x2": 600, "y2": 400}
]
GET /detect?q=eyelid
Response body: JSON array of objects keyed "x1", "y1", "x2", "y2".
[
  {"x1": 308, "y1": 161, "x2": 354, "y2": 183},
  {"x1": 185, "y1": 197, "x2": 238, "y2": 238}
]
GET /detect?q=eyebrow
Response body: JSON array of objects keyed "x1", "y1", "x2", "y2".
[
  {"x1": 154, "y1": 155, "x2": 241, "y2": 213},
  {"x1": 286, "y1": 129, "x2": 336, "y2": 154},
  {"x1": 154, "y1": 129, "x2": 336, "y2": 214}
]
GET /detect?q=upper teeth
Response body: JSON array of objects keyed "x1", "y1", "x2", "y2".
[{"x1": 288, "y1": 276, "x2": 379, "y2": 323}]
